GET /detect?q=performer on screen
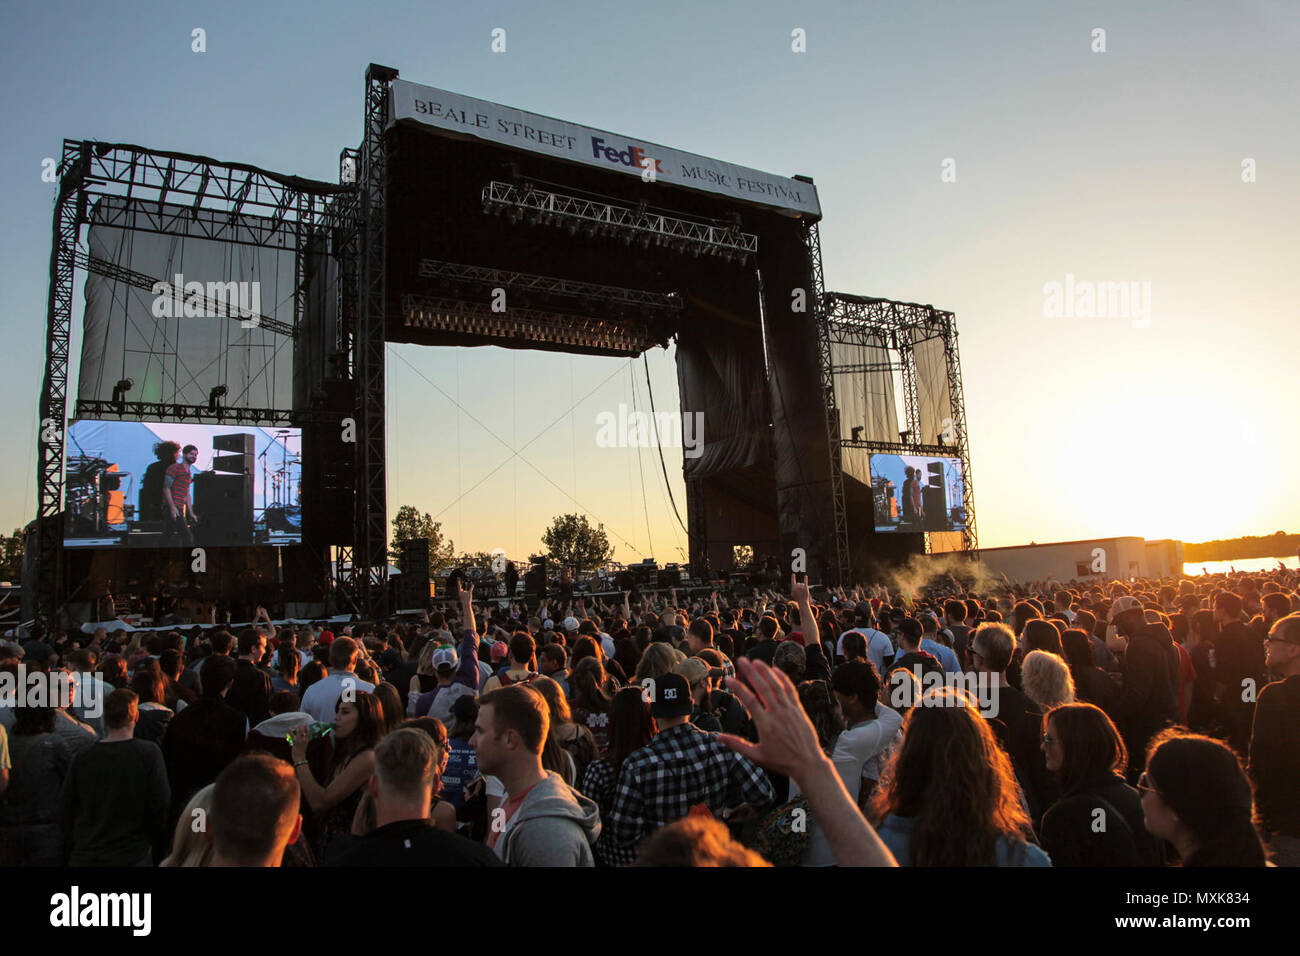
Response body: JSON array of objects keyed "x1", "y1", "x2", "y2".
[
  {"x1": 162, "y1": 444, "x2": 201, "y2": 547},
  {"x1": 900, "y1": 466, "x2": 924, "y2": 530}
]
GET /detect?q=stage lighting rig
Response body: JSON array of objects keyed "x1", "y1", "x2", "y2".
[
  {"x1": 111, "y1": 378, "x2": 134, "y2": 410},
  {"x1": 481, "y1": 181, "x2": 758, "y2": 264}
]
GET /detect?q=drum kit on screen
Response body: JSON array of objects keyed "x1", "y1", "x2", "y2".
[{"x1": 260, "y1": 429, "x2": 303, "y2": 534}]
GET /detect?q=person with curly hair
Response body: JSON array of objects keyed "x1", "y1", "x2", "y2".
[{"x1": 869, "y1": 686, "x2": 1050, "y2": 866}]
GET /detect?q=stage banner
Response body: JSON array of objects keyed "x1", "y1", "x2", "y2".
[
  {"x1": 79, "y1": 197, "x2": 295, "y2": 411},
  {"x1": 914, "y1": 334, "x2": 953, "y2": 447},
  {"x1": 388, "y1": 79, "x2": 822, "y2": 218}
]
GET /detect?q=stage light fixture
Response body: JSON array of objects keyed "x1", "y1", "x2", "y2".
[
  {"x1": 899, "y1": 429, "x2": 912, "y2": 444},
  {"x1": 111, "y1": 378, "x2": 134, "y2": 409},
  {"x1": 851, "y1": 426, "x2": 864, "y2": 441},
  {"x1": 208, "y1": 385, "x2": 228, "y2": 412}
]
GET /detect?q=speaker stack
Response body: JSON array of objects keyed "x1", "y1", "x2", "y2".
[
  {"x1": 922, "y1": 462, "x2": 948, "y2": 531},
  {"x1": 524, "y1": 558, "x2": 548, "y2": 602},
  {"x1": 399, "y1": 538, "x2": 431, "y2": 608},
  {"x1": 195, "y1": 434, "x2": 254, "y2": 546}
]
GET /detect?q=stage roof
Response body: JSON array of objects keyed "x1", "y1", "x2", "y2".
[{"x1": 388, "y1": 79, "x2": 821, "y2": 219}]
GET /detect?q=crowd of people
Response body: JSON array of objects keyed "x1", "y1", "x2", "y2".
[{"x1": 1, "y1": 565, "x2": 1296, "y2": 868}]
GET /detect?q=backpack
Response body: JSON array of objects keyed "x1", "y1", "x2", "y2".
[
  {"x1": 559, "y1": 724, "x2": 597, "y2": 785},
  {"x1": 497, "y1": 667, "x2": 539, "y2": 687},
  {"x1": 753, "y1": 796, "x2": 812, "y2": 866}
]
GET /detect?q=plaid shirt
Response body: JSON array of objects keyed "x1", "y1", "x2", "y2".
[
  {"x1": 580, "y1": 758, "x2": 639, "y2": 867},
  {"x1": 608, "y1": 722, "x2": 774, "y2": 854}
]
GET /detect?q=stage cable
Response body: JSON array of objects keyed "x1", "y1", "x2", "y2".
[{"x1": 642, "y1": 352, "x2": 691, "y2": 543}]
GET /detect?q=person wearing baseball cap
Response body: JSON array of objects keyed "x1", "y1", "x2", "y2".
[
  {"x1": 562, "y1": 617, "x2": 580, "y2": 636},
  {"x1": 606, "y1": 672, "x2": 774, "y2": 858},
  {"x1": 1105, "y1": 595, "x2": 1180, "y2": 780},
  {"x1": 675, "y1": 658, "x2": 722, "y2": 733},
  {"x1": 409, "y1": 581, "x2": 482, "y2": 721}
]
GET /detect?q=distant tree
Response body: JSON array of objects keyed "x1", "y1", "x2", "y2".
[
  {"x1": 541, "y1": 514, "x2": 614, "y2": 572},
  {"x1": 389, "y1": 505, "x2": 455, "y2": 572},
  {"x1": 0, "y1": 528, "x2": 23, "y2": 582}
]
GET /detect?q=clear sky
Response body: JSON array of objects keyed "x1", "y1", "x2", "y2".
[{"x1": 1, "y1": 0, "x2": 1297, "y2": 562}]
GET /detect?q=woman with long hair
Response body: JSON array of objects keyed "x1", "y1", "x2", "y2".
[
  {"x1": 298, "y1": 660, "x2": 327, "y2": 698},
  {"x1": 160, "y1": 783, "x2": 215, "y2": 867},
  {"x1": 532, "y1": 675, "x2": 596, "y2": 785},
  {"x1": 98, "y1": 654, "x2": 128, "y2": 690},
  {"x1": 579, "y1": 687, "x2": 656, "y2": 866},
  {"x1": 371, "y1": 681, "x2": 404, "y2": 737},
  {"x1": 1022, "y1": 619, "x2": 1064, "y2": 658},
  {"x1": 1140, "y1": 729, "x2": 1268, "y2": 866},
  {"x1": 569, "y1": 657, "x2": 614, "y2": 755},
  {"x1": 407, "y1": 642, "x2": 440, "y2": 717},
  {"x1": 797, "y1": 680, "x2": 844, "y2": 755},
  {"x1": 290, "y1": 690, "x2": 382, "y2": 861},
  {"x1": 273, "y1": 648, "x2": 299, "y2": 695},
  {"x1": 129, "y1": 663, "x2": 174, "y2": 743},
  {"x1": 633, "y1": 642, "x2": 680, "y2": 686},
  {"x1": 869, "y1": 687, "x2": 1050, "y2": 866},
  {"x1": 1060, "y1": 629, "x2": 1118, "y2": 714},
  {"x1": 1020, "y1": 650, "x2": 1075, "y2": 712},
  {"x1": 1038, "y1": 703, "x2": 1162, "y2": 866}
]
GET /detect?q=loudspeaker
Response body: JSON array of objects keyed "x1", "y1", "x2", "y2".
[
  {"x1": 398, "y1": 540, "x2": 431, "y2": 607},
  {"x1": 402, "y1": 538, "x2": 431, "y2": 574},
  {"x1": 194, "y1": 473, "x2": 254, "y2": 545},
  {"x1": 525, "y1": 561, "x2": 548, "y2": 600},
  {"x1": 212, "y1": 454, "x2": 250, "y2": 475},
  {"x1": 922, "y1": 485, "x2": 948, "y2": 531},
  {"x1": 927, "y1": 461, "x2": 944, "y2": 488},
  {"x1": 657, "y1": 567, "x2": 681, "y2": 588},
  {"x1": 302, "y1": 381, "x2": 356, "y2": 545},
  {"x1": 214, "y1": 434, "x2": 256, "y2": 455}
]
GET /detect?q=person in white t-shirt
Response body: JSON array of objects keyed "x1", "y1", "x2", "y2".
[
  {"x1": 837, "y1": 608, "x2": 895, "y2": 674},
  {"x1": 299, "y1": 637, "x2": 376, "y2": 723},
  {"x1": 794, "y1": 660, "x2": 902, "y2": 866}
]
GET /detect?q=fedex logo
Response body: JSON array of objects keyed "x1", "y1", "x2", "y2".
[{"x1": 591, "y1": 137, "x2": 665, "y2": 175}]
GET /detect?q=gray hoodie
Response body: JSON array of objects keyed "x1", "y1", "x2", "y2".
[{"x1": 495, "y1": 771, "x2": 601, "y2": 867}]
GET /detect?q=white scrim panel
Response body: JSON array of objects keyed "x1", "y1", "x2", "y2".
[
  {"x1": 830, "y1": 334, "x2": 898, "y2": 445},
  {"x1": 914, "y1": 334, "x2": 952, "y2": 446},
  {"x1": 78, "y1": 199, "x2": 295, "y2": 411}
]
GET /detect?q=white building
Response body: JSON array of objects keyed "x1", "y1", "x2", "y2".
[{"x1": 977, "y1": 536, "x2": 1183, "y2": 584}]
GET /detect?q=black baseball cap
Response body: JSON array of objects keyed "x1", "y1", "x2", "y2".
[{"x1": 649, "y1": 672, "x2": 693, "y2": 718}]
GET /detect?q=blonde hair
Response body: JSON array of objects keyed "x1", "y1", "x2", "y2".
[
  {"x1": 1020, "y1": 650, "x2": 1075, "y2": 711},
  {"x1": 160, "y1": 783, "x2": 216, "y2": 867},
  {"x1": 634, "y1": 643, "x2": 679, "y2": 684},
  {"x1": 416, "y1": 641, "x2": 438, "y2": 677}
]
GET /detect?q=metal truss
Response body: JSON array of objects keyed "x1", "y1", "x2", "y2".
[
  {"x1": 34, "y1": 141, "x2": 84, "y2": 624},
  {"x1": 74, "y1": 249, "x2": 293, "y2": 336},
  {"x1": 805, "y1": 222, "x2": 849, "y2": 588},
  {"x1": 824, "y1": 293, "x2": 977, "y2": 553},
  {"x1": 482, "y1": 181, "x2": 758, "y2": 262},
  {"x1": 416, "y1": 259, "x2": 683, "y2": 317},
  {"x1": 33, "y1": 140, "x2": 354, "y2": 627},
  {"x1": 352, "y1": 64, "x2": 398, "y2": 617},
  {"x1": 73, "y1": 400, "x2": 298, "y2": 425},
  {"x1": 402, "y1": 294, "x2": 658, "y2": 354}
]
